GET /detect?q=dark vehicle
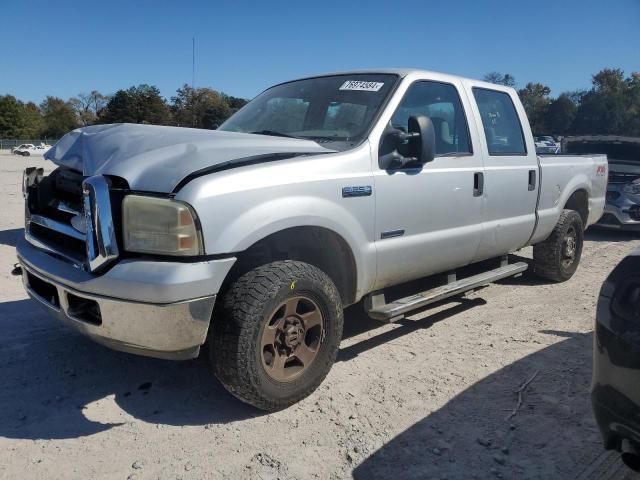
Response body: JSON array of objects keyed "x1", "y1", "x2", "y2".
[
  {"x1": 592, "y1": 248, "x2": 640, "y2": 470},
  {"x1": 564, "y1": 136, "x2": 640, "y2": 230}
]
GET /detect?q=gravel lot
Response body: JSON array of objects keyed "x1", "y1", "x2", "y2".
[{"x1": 1, "y1": 153, "x2": 640, "y2": 479}]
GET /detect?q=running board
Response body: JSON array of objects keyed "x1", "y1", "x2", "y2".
[{"x1": 367, "y1": 262, "x2": 528, "y2": 322}]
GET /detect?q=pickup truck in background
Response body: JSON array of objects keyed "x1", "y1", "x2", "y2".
[
  {"x1": 16, "y1": 69, "x2": 607, "y2": 410},
  {"x1": 564, "y1": 136, "x2": 640, "y2": 230}
]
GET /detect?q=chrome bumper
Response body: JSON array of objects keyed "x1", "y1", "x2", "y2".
[{"x1": 17, "y1": 238, "x2": 237, "y2": 360}]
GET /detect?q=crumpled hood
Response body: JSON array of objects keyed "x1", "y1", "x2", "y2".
[{"x1": 45, "y1": 123, "x2": 334, "y2": 192}]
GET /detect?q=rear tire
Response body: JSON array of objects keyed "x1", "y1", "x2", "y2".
[
  {"x1": 533, "y1": 209, "x2": 584, "y2": 282},
  {"x1": 210, "y1": 260, "x2": 343, "y2": 411}
]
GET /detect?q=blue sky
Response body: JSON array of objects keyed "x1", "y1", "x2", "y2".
[{"x1": 2, "y1": 0, "x2": 638, "y2": 103}]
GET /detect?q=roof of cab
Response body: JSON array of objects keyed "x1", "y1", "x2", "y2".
[{"x1": 272, "y1": 68, "x2": 515, "y2": 93}]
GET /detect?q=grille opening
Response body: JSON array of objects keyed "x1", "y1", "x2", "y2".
[
  {"x1": 66, "y1": 293, "x2": 102, "y2": 325},
  {"x1": 30, "y1": 223, "x2": 86, "y2": 258},
  {"x1": 27, "y1": 273, "x2": 60, "y2": 308}
]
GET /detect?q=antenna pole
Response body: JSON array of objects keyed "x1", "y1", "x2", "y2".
[{"x1": 192, "y1": 36, "x2": 195, "y2": 89}]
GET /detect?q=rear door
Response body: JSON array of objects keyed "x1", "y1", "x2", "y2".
[{"x1": 464, "y1": 85, "x2": 539, "y2": 260}]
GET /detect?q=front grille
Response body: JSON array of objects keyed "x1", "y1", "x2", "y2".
[
  {"x1": 609, "y1": 172, "x2": 640, "y2": 184},
  {"x1": 24, "y1": 168, "x2": 119, "y2": 272}
]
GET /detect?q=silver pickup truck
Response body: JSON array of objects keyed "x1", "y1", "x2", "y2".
[{"x1": 16, "y1": 69, "x2": 607, "y2": 410}]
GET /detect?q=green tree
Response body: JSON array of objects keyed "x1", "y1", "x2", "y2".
[
  {"x1": 624, "y1": 72, "x2": 640, "y2": 136},
  {"x1": 98, "y1": 85, "x2": 172, "y2": 125},
  {"x1": 483, "y1": 72, "x2": 516, "y2": 87},
  {"x1": 223, "y1": 94, "x2": 248, "y2": 113},
  {"x1": 518, "y1": 83, "x2": 551, "y2": 134},
  {"x1": 571, "y1": 69, "x2": 627, "y2": 135},
  {"x1": 0, "y1": 95, "x2": 28, "y2": 138},
  {"x1": 171, "y1": 84, "x2": 231, "y2": 128},
  {"x1": 40, "y1": 96, "x2": 77, "y2": 138},
  {"x1": 22, "y1": 102, "x2": 44, "y2": 137},
  {"x1": 546, "y1": 94, "x2": 576, "y2": 136}
]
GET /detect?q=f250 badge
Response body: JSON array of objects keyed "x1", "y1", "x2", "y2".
[{"x1": 342, "y1": 186, "x2": 372, "y2": 198}]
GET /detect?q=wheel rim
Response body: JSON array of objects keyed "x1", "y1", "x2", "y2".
[
  {"x1": 562, "y1": 226, "x2": 578, "y2": 268},
  {"x1": 260, "y1": 295, "x2": 324, "y2": 382}
]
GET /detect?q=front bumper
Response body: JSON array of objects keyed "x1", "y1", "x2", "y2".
[
  {"x1": 17, "y1": 238, "x2": 236, "y2": 360},
  {"x1": 597, "y1": 193, "x2": 640, "y2": 230}
]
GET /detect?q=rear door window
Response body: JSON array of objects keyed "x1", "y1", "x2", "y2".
[{"x1": 473, "y1": 88, "x2": 527, "y2": 155}]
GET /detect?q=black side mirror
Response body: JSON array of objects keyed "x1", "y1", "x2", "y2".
[
  {"x1": 408, "y1": 115, "x2": 435, "y2": 164},
  {"x1": 378, "y1": 115, "x2": 436, "y2": 169}
]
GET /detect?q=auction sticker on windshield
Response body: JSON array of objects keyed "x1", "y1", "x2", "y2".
[{"x1": 339, "y1": 80, "x2": 384, "y2": 92}]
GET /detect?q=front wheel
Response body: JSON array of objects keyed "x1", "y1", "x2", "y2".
[
  {"x1": 533, "y1": 209, "x2": 584, "y2": 282},
  {"x1": 210, "y1": 260, "x2": 344, "y2": 411}
]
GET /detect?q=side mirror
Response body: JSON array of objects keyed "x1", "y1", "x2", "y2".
[
  {"x1": 408, "y1": 115, "x2": 436, "y2": 164},
  {"x1": 378, "y1": 115, "x2": 436, "y2": 169}
]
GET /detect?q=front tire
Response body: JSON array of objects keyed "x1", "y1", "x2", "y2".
[
  {"x1": 210, "y1": 260, "x2": 344, "y2": 411},
  {"x1": 533, "y1": 209, "x2": 584, "y2": 282}
]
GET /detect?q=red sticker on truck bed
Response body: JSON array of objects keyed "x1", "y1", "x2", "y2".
[{"x1": 596, "y1": 165, "x2": 606, "y2": 176}]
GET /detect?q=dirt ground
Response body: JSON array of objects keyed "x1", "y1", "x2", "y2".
[{"x1": 1, "y1": 153, "x2": 640, "y2": 480}]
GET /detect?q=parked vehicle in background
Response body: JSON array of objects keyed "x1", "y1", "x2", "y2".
[
  {"x1": 17, "y1": 69, "x2": 606, "y2": 410},
  {"x1": 593, "y1": 248, "x2": 640, "y2": 472},
  {"x1": 535, "y1": 135, "x2": 560, "y2": 154},
  {"x1": 11, "y1": 144, "x2": 35, "y2": 155},
  {"x1": 12, "y1": 144, "x2": 52, "y2": 156},
  {"x1": 564, "y1": 136, "x2": 640, "y2": 230}
]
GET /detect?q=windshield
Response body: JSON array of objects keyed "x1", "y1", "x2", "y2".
[{"x1": 219, "y1": 74, "x2": 399, "y2": 150}]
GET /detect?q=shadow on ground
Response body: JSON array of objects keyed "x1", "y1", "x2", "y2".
[
  {"x1": 0, "y1": 299, "x2": 262, "y2": 440},
  {"x1": 353, "y1": 330, "x2": 634, "y2": 480},
  {"x1": 0, "y1": 282, "x2": 492, "y2": 441},
  {"x1": 0, "y1": 228, "x2": 23, "y2": 247}
]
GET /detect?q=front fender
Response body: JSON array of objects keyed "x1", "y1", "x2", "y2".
[{"x1": 175, "y1": 148, "x2": 377, "y2": 300}]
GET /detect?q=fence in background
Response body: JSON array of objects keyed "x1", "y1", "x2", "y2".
[{"x1": 0, "y1": 139, "x2": 59, "y2": 150}]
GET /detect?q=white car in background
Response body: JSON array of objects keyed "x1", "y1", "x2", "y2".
[
  {"x1": 12, "y1": 144, "x2": 51, "y2": 156},
  {"x1": 535, "y1": 136, "x2": 560, "y2": 154}
]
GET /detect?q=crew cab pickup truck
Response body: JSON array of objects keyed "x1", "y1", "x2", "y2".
[{"x1": 16, "y1": 69, "x2": 607, "y2": 410}]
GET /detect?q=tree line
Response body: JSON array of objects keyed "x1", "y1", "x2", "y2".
[
  {"x1": 0, "y1": 84, "x2": 248, "y2": 140},
  {"x1": 484, "y1": 68, "x2": 640, "y2": 136},
  {"x1": 1, "y1": 68, "x2": 639, "y2": 140}
]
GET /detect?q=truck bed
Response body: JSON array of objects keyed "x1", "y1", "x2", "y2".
[{"x1": 530, "y1": 154, "x2": 607, "y2": 244}]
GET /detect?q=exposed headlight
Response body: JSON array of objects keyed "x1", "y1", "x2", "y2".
[
  {"x1": 623, "y1": 182, "x2": 640, "y2": 195},
  {"x1": 122, "y1": 195, "x2": 203, "y2": 256}
]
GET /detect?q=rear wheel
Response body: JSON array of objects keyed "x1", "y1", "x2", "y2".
[
  {"x1": 210, "y1": 260, "x2": 343, "y2": 411},
  {"x1": 533, "y1": 209, "x2": 584, "y2": 282}
]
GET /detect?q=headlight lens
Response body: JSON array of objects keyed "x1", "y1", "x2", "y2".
[
  {"x1": 122, "y1": 195, "x2": 203, "y2": 256},
  {"x1": 623, "y1": 181, "x2": 640, "y2": 195}
]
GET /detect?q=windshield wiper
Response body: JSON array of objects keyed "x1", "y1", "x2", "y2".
[{"x1": 249, "y1": 130, "x2": 301, "y2": 139}]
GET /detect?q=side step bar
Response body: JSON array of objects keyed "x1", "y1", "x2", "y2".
[{"x1": 367, "y1": 262, "x2": 528, "y2": 322}]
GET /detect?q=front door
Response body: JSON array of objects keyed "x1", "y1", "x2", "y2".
[{"x1": 372, "y1": 79, "x2": 485, "y2": 290}]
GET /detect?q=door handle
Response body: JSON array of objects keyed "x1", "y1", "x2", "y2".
[
  {"x1": 473, "y1": 172, "x2": 484, "y2": 197},
  {"x1": 528, "y1": 169, "x2": 537, "y2": 191}
]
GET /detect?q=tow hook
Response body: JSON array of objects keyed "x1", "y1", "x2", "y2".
[{"x1": 11, "y1": 263, "x2": 22, "y2": 276}]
